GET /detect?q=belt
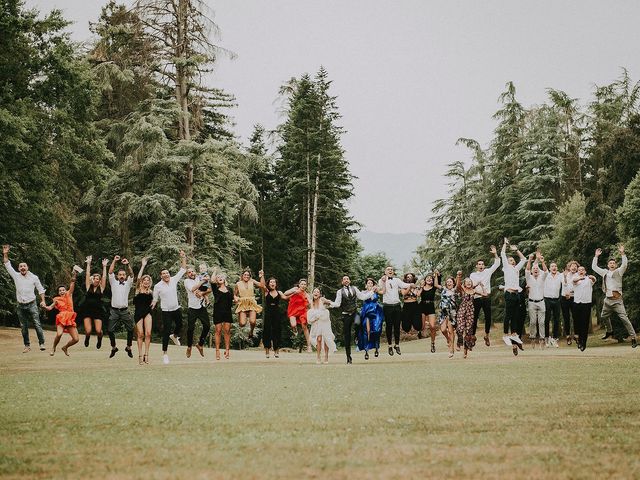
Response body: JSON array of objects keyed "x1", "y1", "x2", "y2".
[
  {"x1": 383, "y1": 303, "x2": 401, "y2": 307},
  {"x1": 544, "y1": 297, "x2": 559, "y2": 301},
  {"x1": 528, "y1": 298, "x2": 543, "y2": 303},
  {"x1": 111, "y1": 306, "x2": 128, "y2": 311},
  {"x1": 18, "y1": 300, "x2": 36, "y2": 306}
]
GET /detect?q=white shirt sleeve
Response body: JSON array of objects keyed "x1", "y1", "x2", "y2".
[
  {"x1": 174, "y1": 268, "x2": 186, "y2": 282},
  {"x1": 152, "y1": 283, "x2": 160, "y2": 304},
  {"x1": 329, "y1": 289, "x2": 342, "y2": 308},
  {"x1": 618, "y1": 255, "x2": 628, "y2": 276},
  {"x1": 515, "y1": 257, "x2": 526, "y2": 271},
  {"x1": 396, "y1": 279, "x2": 411, "y2": 289},
  {"x1": 355, "y1": 286, "x2": 370, "y2": 300},
  {"x1": 487, "y1": 256, "x2": 500, "y2": 275},
  {"x1": 3, "y1": 261, "x2": 19, "y2": 280},
  {"x1": 591, "y1": 257, "x2": 608, "y2": 277},
  {"x1": 33, "y1": 274, "x2": 46, "y2": 295},
  {"x1": 501, "y1": 251, "x2": 509, "y2": 271},
  {"x1": 108, "y1": 272, "x2": 116, "y2": 286}
]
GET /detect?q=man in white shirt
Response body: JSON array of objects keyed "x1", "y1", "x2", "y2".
[
  {"x1": 561, "y1": 261, "x2": 579, "y2": 345},
  {"x1": 470, "y1": 245, "x2": 500, "y2": 346},
  {"x1": 378, "y1": 266, "x2": 414, "y2": 356},
  {"x1": 152, "y1": 250, "x2": 187, "y2": 364},
  {"x1": 107, "y1": 255, "x2": 135, "y2": 359},
  {"x1": 501, "y1": 238, "x2": 526, "y2": 348},
  {"x1": 525, "y1": 253, "x2": 547, "y2": 348},
  {"x1": 329, "y1": 275, "x2": 372, "y2": 364},
  {"x1": 542, "y1": 260, "x2": 563, "y2": 347},
  {"x1": 183, "y1": 268, "x2": 211, "y2": 358},
  {"x1": 3, "y1": 245, "x2": 47, "y2": 352},
  {"x1": 592, "y1": 245, "x2": 637, "y2": 348}
]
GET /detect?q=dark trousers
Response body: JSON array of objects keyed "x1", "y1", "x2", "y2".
[
  {"x1": 384, "y1": 304, "x2": 401, "y2": 345},
  {"x1": 108, "y1": 307, "x2": 134, "y2": 348},
  {"x1": 574, "y1": 302, "x2": 591, "y2": 348},
  {"x1": 263, "y1": 309, "x2": 282, "y2": 351},
  {"x1": 187, "y1": 307, "x2": 210, "y2": 347},
  {"x1": 472, "y1": 297, "x2": 492, "y2": 335},
  {"x1": 560, "y1": 296, "x2": 576, "y2": 337},
  {"x1": 504, "y1": 292, "x2": 520, "y2": 334},
  {"x1": 341, "y1": 311, "x2": 361, "y2": 358},
  {"x1": 161, "y1": 309, "x2": 183, "y2": 351},
  {"x1": 544, "y1": 297, "x2": 561, "y2": 338}
]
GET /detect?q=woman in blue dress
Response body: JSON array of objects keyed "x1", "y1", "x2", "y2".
[{"x1": 357, "y1": 278, "x2": 385, "y2": 360}]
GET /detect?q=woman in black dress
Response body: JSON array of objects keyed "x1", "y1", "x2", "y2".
[
  {"x1": 134, "y1": 258, "x2": 153, "y2": 365},
  {"x1": 263, "y1": 277, "x2": 291, "y2": 359},
  {"x1": 419, "y1": 273, "x2": 439, "y2": 353},
  {"x1": 400, "y1": 273, "x2": 422, "y2": 336},
  {"x1": 82, "y1": 256, "x2": 108, "y2": 349},
  {"x1": 210, "y1": 273, "x2": 235, "y2": 360}
]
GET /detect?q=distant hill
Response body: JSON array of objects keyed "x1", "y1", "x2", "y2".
[{"x1": 357, "y1": 230, "x2": 424, "y2": 269}]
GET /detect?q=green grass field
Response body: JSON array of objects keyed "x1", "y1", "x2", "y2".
[{"x1": 1, "y1": 326, "x2": 639, "y2": 479}]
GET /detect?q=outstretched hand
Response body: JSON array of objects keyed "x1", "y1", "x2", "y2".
[
  {"x1": 179, "y1": 250, "x2": 186, "y2": 259},
  {"x1": 2, "y1": 245, "x2": 9, "y2": 255},
  {"x1": 114, "y1": 255, "x2": 121, "y2": 262},
  {"x1": 121, "y1": 258, "x2": 129, "y2": 265},
  {"x1": 489, "y1": 245, "x2": 497, "y2": 255},
  {"x1": 595, "y1": 248, "x2": 602, "y2": 257},
  {"x1": 141, "y1": 257, "x2": 148, "y2": 266},
  {"x1": 85, "y1": 255, "x2": 92, "y2": 263},
  {"x1": 619, "y1": 244, "x2": 625, "y2": 255},
  {"x1": 101, "y1": 258, "x2": 109, "y2": 267}
]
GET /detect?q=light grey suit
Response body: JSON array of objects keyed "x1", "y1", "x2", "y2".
[{"x1": 592, "y1": 255, "x2": 635, "y2": 337}]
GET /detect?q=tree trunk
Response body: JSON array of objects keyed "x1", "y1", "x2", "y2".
[
  {"x1": 305, "y1": 149, "x2": 311, "y2": 274},
  {"x1": 308, "y1": 158, "x2": 321, "y2": 289}
]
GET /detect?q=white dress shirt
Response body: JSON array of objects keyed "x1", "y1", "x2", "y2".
[
  {"x1": 378, "y1": 277, "x2": 411, "y2": 305},
  {"x1": 525, "y1": 270, "x2": 547, "y2": 300},
  {"x1": 108, "y1": 273, "x2": 133, "y2": 308},
  {"x1": 592, "y1": 255, "x2": 627, "y2": 296},
  {"x1": 561, "y1": 272, "x2": 576, "y2": 297},
  {"x1": 153, "y1": 268, "x2": 186, "y2": 312},
  {"x1": 183, "y1": 278, "x2": 203, "y2": 309},
  {"x1": 501, "y1": 252, "x2": 526, "y2": 292},
  {"x1": 573, "y1": 277, "x2": 594, "y2": 304},
  {"x1": 470, "y1": 257, "x2": 501, "y2": 298},
  {"x1": 329, "y1": 286, "x2": 371, "y2": 310},
  {"x1": 543, "y1": 272, "x2": 563, "y2": 299},
  {"x1": 4, "y1": 261, "x2": 45, "y2": 304}
]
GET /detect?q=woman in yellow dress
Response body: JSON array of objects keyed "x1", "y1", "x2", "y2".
[{"x1": 234, "y1": 268, "x2": 266, "y2": 338}]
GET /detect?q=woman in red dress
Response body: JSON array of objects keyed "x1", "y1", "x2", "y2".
[
  {"x1": 45, "y1": 269, "x2": 80, "y2": 356},
  {"x1": 284, "y1": 279, "x2": 312, "y2": 352}
]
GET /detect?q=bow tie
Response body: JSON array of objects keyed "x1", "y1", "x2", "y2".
[{"x1": 119, "y1": 281, "x2": 125, "y2": 285}]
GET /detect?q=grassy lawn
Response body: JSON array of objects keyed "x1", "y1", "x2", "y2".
[{"x1": 1, "y1": 325, "x2": 639, "y2": 479}]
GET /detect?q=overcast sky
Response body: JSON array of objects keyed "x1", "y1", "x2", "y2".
[{"x1": 27, "y1": 0, "x2": 640, "y2": 234}]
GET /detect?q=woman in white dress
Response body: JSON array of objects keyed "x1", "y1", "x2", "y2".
[{"x1": 307, "y1": 287, "x2": 336, "y2": 364}]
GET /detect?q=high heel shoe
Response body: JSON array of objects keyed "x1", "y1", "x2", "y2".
[
  {"x1": 143, "y1": 354, "x2": 148, "y2": 364},
  {"x1": 138, "y1": 355, "x2": 143, "y2": 365}
]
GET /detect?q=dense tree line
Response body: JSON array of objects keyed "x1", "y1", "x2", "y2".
[
  {"x1": 415, "y1": 73, "x2": 640, "y2": 338},
  {"x1": 0, "y1": 0, "x2": 364, "y2": 341}
]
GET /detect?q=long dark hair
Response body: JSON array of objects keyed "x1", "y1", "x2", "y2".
[{"x1": 266, "y1": 277, "x2": 278, "y2": 291}]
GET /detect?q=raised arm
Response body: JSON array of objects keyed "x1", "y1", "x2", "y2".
[
  {"x1": 100, "y1": 258, "x2": 108, "y2": 291},
  {"x1": 136, "y1": 257, "x2": 148, "y2": 290},
  {"x1": 121, "y1": 257, "x2": 134, "y2": 279},
  {"x1": 2, "y1": 245, "x2": 18, "y2": 280},
  {"x1": 537, "y1": 250, "x2": 548, "y2": 273},
  {"x1": 591, "y1": 248, "x2": 607, "y2": 277},
  {"x1": 109, "y1": 255, "x2": 119, "y2": 275},
  {"x1": 525, "y1": 253, "x2": 533, "y2": 272},
  {"x1": 284, "y1": 286, "x2": 300, "y2": 296},
  {"x1": 455, "y1": 271, "x2": 463, "y2": 293},
  {"x1": 515, "y1": 249, "x2": 526, "y2": 271},
  {"x1": 433, "y1": 271, "x2": 442, "y2": 289},
  {"x1": 501, "y1": 240, "x2": 509, "y2": 269},
  {"x1": 618, "y1": 245, "x2": 628, "y2": 276},
  {"x1": 253, "y1": 270, "x2": 266, "y2": 292},
  {"x1": 68, "y1": 270, "x2": 77, "y2": 295},
  {"x1": 487, "y1": 246, "x2": 501, "y2": 274},
  {"x1": 85, "y1": 255, "x2": 92, "y2": 290},
  {"x1": 179, "y1": 250, "x2": 187, "y2": 270}
]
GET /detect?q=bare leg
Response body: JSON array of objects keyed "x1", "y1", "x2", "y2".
[
  {"x1": 249, "y1": 310, "x2": 257, "y2": 337},
  {"x1": 324, "y1": 341, "x2": 329, "y2": 363},
  {"x1": 62, "y1": 327, "x2": 79, "y2": 355},
  {"x1": 51, "y1": 325, "x2": 64, "y2": 356},
  {"x1": 289, "y1": 316, "x2": 298, "y2": 336},
  {"x1": 83, "y1": 317, "x2": 92, "y2": 346},
  {"x1": 94, "y1": 319, "x2": 103, "y2": 348},
  {"x1": 136, "y1": 320, "x2": 144, "y2": 362},
  {"x1": 429, "y1": 315, "x2": 437, "y2": 343},
  {"x1": 301, "y1": 324, "x2": 311, "y2": 352},
  {"x1": 366, "y1": 318, "x2": 371, "y2": 339},
  {"x1": 238, "y1": 311, "x2": 247, "y2": 327},
  {"x1": 223, "y1": 323, "x2": 231, "y2": 358},
  {"x1": 143, "y1": 314, "x2": 152, "y2": 361},
  {"x1": 316, "y1": 336, "x2": 322, "y2": 362},
  {"x1": 214, "y1": 324, "x2": 222, "y2": 359}
]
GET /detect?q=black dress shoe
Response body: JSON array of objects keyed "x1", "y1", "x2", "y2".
[
  {"x1": 125, "y1": 347, "x2": 133, "y2": 358},
  {"x1": 388, "y1": 346, "x2": 394, "y2": 356},
  {"x1": 96, "y1": 336, "x2": 102, "y2": 349},
  {"x1": 347, "y1": 356, "x2": 353, "y2": 364},
  {"x1": 512, "y1": 346, "x2": 518, "y2": 356},
  {"x1": 364, "y1": 351, "x2": 369, "y2": 360},
  {"x1": 601, "y1": 331, "x2": 613, "y2": 340},
  {"x1": 394, "y1": 345, "x2": 401, "y2": 355},
  {"x1": 374, "y1": 349, "x2": 379, "y2": 357},
  {"x1": 84, "y1": 336, "x2": 90, "y2": 348},
  {"x1": 109, "y1": 347, "x2": 118, "y2": 358},
  {"x1": 632, "y1": 338, "x2": 638, "y2": 348}
]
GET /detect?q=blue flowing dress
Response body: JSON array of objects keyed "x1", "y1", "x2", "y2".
[{"x1": 357, "y1": 292, "x2": 384, "y2": 351}]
